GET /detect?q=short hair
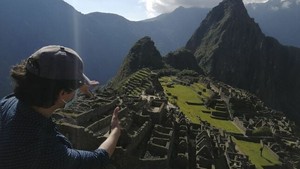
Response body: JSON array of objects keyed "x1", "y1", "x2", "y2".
[{"x1": 11, "y1": 60, "x2": 82, "y2": 108}]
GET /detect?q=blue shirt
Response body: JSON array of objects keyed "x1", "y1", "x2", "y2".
[{"x1": 0, "y1": 95, "x2": 109, "y2": 169}]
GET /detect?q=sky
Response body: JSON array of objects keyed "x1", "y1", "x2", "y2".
[{"x1": 63, "y1": 0, "x2": 269, "y2": 21}]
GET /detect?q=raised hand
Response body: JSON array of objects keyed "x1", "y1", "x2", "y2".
[
  {"x1": 99, "y1": 106, "x2": 122, "y2": 157},
  {"x1": 110, "y1": 107, "x2": 121, "y2": 131}
]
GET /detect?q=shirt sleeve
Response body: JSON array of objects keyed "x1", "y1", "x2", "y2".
[
  {"x1": 33, "y1": 142, "x2": 110, "y2": 169},
  {"x1": 32, "y1": 129, "x2": 110, "y2": 169},
  {"x1": 64, "y1": 148, "x2": 110, "y2": 169}
]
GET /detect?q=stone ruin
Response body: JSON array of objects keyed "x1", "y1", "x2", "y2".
[
  {"x1": 54, "y1": 88, "x2": 251, "y2": 169},
  {"x1": 54, "y1": 86, "x2": 257, "y2": 169},
  {"x1": 52, "y1": 74, "x2": 300, "y2": 169},
  {"x1": 202, "y1": 77, "x2": 300, "y2": 168}
]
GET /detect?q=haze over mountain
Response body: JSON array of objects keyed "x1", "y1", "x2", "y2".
[
  {"x1": 185, "y1": 0, "x2": 300, "y2": 121},
  {"x1": 0, "y1": 0, "x2": 138, "y2": 95},
  {"x1": 0, "y1": 0, "x2": 208, "y2": 96},
  {"x1": 246, "y1": 0, "x2": 300, "y2": 48},
  {"x1": 0, "y1": 0, "x2": 299, "y2": 97}
]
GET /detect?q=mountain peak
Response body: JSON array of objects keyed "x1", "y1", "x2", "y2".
[
  {"x1": 186, "y1": 0, "x2": 266, "y2": 81},
  {"x1": 221, "y1": 0, "x2": 245, "y2": 8},
  {"x1": 184, "y1": 0, "x2": 300, "y2": 120},
  {"x1": 185, "y1": 0, "x2": 258, "y2": 54},
  {"x1": 128, "y1": 36, "x2": 162, "y2": 65},
  {"x1": 210, "y1": 0, "x2": 248, "y2": 19},
  {"x1": 113, "y1": 36, "x2": 163, "y2": 83}
]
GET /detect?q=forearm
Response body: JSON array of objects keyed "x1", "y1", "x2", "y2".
[{"x1": 99, "y1": 127, "x2": 121, "y2": 157}]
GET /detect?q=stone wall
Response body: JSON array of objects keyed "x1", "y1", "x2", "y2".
[
  {"x1": 126, "y1": 120, "x2": 152, "y2": 153},
  {"x1": 233, "y1": 117, "x2": 247, "y2": 132},
  {"x1": 76, "y1": 99, "x2": 118, "y2": 125},
  {"x1": 147, "y1": 100, "x2": 167, "y2": 124},
  {"x1": 86, "y1": 115, "x2": 111, "y2": 134},
  {"x1": 141, "y1": 124, "x2": 174, "y2": 168},
  {"x1": 57, "y1": 123, "x2": 100, "y2": 150},
  {"x1": 138, "y1": 157, "x2": 168, "y2": 169}
]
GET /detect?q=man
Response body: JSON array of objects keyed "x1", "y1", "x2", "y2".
[{"x1": 0, "y1": 45, "x2": 121, "y2": 169}]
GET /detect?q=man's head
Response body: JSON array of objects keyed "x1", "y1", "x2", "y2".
[
  {"x1": 26, "y1": 45, "x2": 88, "y2": 82},
  {"x1": 11, "y1": 45, "x2": 92, "y2": 108}
]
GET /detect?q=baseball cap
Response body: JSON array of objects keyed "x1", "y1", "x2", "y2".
[{"x1": 25, "y1": 45, "x2": 92, "y2": 85}]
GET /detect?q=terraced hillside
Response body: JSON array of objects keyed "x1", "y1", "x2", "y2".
[
  {"x1": 159, "y1": 76, "x2": 241, "y2": 134},
  {"x1": 53, "y1": 72, "x2": 297, "y2": 169},
  {"x1": 116, "y1": 68, "x2": 163, "y2": 96},
  {"x1": 159, "y1": 76, "x2": 284, "y2": 168}
]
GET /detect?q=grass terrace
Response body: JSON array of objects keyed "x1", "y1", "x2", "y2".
[
  {"x1": 160, "y1": 76, "x2": 282, "y2": 168},
  {"x1": 120, "y1": 68, "x2": 152, "y2": 96},
  {"x1": 234, "y1": 138, "x2": 282, "y2": 169},
  {"x1": 160, "y1": 76, "x2": 242, "y2": 134}
]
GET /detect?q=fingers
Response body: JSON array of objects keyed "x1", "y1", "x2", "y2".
[
  {"x1": 89, "y1": 80, "x2": 99, "y2": 86},
  {"x1": 110, "y1": 107, "x2": 121, "y2": 133},
  {"x1": 113, "y1": 106, "x2": 120, "y2": 116}
]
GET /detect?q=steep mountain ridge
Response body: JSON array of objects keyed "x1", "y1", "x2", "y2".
[{"x1": 185, "y1": 0, "x2": 300, "y2": 121}]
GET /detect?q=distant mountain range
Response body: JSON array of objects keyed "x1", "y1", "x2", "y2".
[
  {"x1": 0, "y1": 0, "x2": 299, "y2": 97},
  {"x1": 113, "y1": 0, "x2": 300, "y2": 122},
  {"x1": 246, "y1": 0, "x2": 300, "y2": 48},
  {"x1": 0, "y1": 0, "x2": 209, "y2": 96}
]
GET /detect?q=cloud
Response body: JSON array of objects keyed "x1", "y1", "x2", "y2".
[
  {"x1": 271, "y1": 6, "x2": 279, "y2": 10},
  {"x1": 140, "y1": 0, "x2": 269, "y2": 17},
  {"x1": 244, "y1": 0, "x2": 269, "y2": 3},
  {"x1": 140, "y1": 0, "x2": 221, "y2": 17},
  {"x1": 281, "y1": 0, "x2": 292, "y2": 8}
]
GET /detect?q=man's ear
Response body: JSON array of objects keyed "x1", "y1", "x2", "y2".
[
  {"x1": 53, "y1": 90, "x2": 66, "y2": 105},
  {"x1": 61, "y1": 89, "x2": 73, "y2": 95},
  {"x1": 58, "y1": 90, "x2": 70, "y2": 101},
  {"x1": 59, "y1": 90, "x2": 66, "y2": 96}
]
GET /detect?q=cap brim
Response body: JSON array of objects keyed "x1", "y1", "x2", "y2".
[{"x1": 83, "y1": 74, "x2": 99, "y2": 86}]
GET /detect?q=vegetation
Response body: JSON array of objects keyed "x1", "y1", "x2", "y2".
[
  {"x1": 160, "y1": 76, "x2": 285, "y2": 168},
  {"x1": 233, "y1": 138, "x2": 281, "y2": 169},
  {"x1": 156, "y1": 68, "x2": 180, "y2": 77},
  {"x1": 160, "y1": 76, "x2": 242, "y2": 134},
  {"x1": 163, "y1": 48, "x2": 202, "y2": 73},
  {"x1": 115, "y1": 68, "x2": 152, "y2": 96},
  {"x1": 177, "y1": 69, "x2": 199, "y2": 77},
  {"x1": 252, "y1": 126, "x2": 273, "y2": 136}
]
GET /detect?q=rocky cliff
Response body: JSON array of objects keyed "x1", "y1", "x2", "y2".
[{"x1": 185, "y1": 0, "x2": 300, "y2": 121}]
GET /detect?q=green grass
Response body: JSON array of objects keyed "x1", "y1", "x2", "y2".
[
  {"x1": 190, "y1": 83, "x2": 212, "y2": 98},
  {"x1": 160, "y1": 78, "x2": 242, "y2": 134},
  {"x1": 159, "y1": 76, "x2": 173, "y2": 84},
  {"x1": 234, "y1": 138, "x2": 281, "y2": 169},
  {"x1": 160, "y1": 76, "x2": 282, "y2": 168}
]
